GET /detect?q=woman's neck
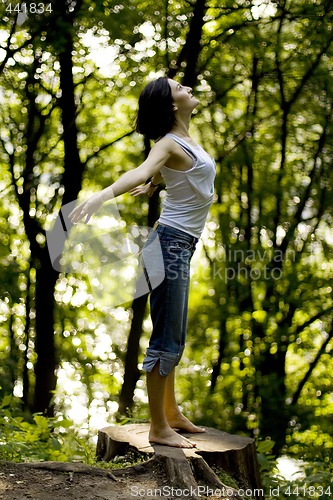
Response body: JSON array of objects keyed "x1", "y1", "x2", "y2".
[
  {"x1": 170, "y1": 124, "x2": 191, "y2": 138},
  {"x1": 171, "y1": 113, "x2": 192, "y2": 138}
]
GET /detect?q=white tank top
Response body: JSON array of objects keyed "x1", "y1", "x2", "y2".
[{"x1": 158, "y1": 133, "x2": 216, "y2": 238}]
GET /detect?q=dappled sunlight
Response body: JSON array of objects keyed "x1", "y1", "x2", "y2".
[
  {"x1": 250, "y1": 0, "x2": 277, "y2": 20},
  {"x1": 276, "y1": 456, "x2": 306, "y2": 481},
  {"x1": 52, "y1": 207, "x2": 153, "y2": 308},
  {"x1": 0, "y1": 0, "x2": 332, "y2": 487},
  {"x1": 55, "y1": 362, "x2": 121, "y2": 439}
]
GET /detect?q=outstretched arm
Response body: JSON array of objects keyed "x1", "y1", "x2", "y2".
[
  {"x1": 69, "y1": 140, "x2": 170, "y2": 223},
  {"x1": 129, "y1": 171, "x2": 164, "y2": 198}
]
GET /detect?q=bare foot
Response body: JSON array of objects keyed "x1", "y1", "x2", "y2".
[
  {"x1": 149, "y1": 425, "x2": 196, "y2": 448},
  {"x1": 166, "y1": 412, "x2": 206, "y2": 434}
]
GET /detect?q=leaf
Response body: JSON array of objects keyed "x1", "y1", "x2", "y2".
[
  {"x1": 53, "y1": 418, "x2": 72, "y2": 429},
  {"x1": 1, "y1": 394, "x2": 12, "y2": 408},
  {"x1": 51, "y1": 437, "x2": 62, "y2": 450},
  {"x1": 257, "y1": 440, "x2": 275, "y2": 454},
  {"x1": 33, "y1": 415, "x2": 49, "y2": 429}
]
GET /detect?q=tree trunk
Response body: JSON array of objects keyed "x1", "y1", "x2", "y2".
[
  {"x1": 118, "y1": 293, "x2": 148, "y2": 415},
  {"x1": 58, "y1": 41, "x2": 85, "y2": 207},
  {"x1": 118, "y1": 138, "x2": 161, "y2": 415},
  {"x1": 168, "y1": 0, "x2": 208, "y2": 88},
  {"x1": 32, "y1": 257, "x2": 59, "y2": 414},
  {"x1": 32, "y1": 3, "x2": 85, "y2": 413},
  {"x1": 96, "y1": 424, "x2": 264, "y2": 499}
]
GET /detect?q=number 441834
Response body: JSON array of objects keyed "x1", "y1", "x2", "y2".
[{"x1": 6, "y1": 3, "x2": 53, "y2": 14}]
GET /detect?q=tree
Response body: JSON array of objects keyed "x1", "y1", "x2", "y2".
[
  {"x1": 118, "y1": 0, "x2": 210, "y2": 416},
  {"x1": 179, "y1": 0, "x2": 333, "y2": 452},
  {"x1": 0, "y1": 0, "x2": 147, "y2": 413},
  {"x1": 0, "y1": 0, "x2": 332, "y2": 456}
]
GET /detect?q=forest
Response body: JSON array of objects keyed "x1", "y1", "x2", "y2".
[{"x1": 0, "y1": 0, "x2": 332, "y2": 498}]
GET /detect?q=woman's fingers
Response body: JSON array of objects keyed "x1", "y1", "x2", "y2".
[
  {"x1": 129, "y1": 184, "x2": 157, "y2": 197},
  {"x1": 68, "y1": 194, "x2": 103, "y2": 224},
  {"x1": 129, "y1": 187, "x2": 143, "y2": 197},
  {"x1": 69, "y1": 204, "x2": 87, "y2": 224},
  {"x1": 68, "y1": 206, "x2": 83, "y2": 223},
  {"x1": 129, "y1": 184, "x2": 148, "y2": 196}
]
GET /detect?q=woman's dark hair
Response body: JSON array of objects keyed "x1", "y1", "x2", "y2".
[{"x1": 135, "y1": 76, "x2": 175, "y2": 140}]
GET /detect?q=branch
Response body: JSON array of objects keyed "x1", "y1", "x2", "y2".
[
  {"x1": 0, "y1": 5, "x2": 64, "y2": 74},
  {"x1": 293, "y1": 306, "x2": 333, "y2": 338},
  {"x1": 0, "y1": 136, "x2": 17, "y2": 197},
  {"x1": 288, "y1": 33, "x2": 333, "y2": 110},
  {"x1": 0, "y1": 16, "x2": 18, "y2": 74},
  {"x1": 168, "y1": 0, "x2": 208, "y2": 87},
  {"x1": 290, "y1": 320, "x2": 333, "y2": 406},
  {"x1": 84, "y1": 130, "x2": 135, "y2": 165},
  {"x1": 269, "y1": 101, "x2": 332, "y2": 268},
  {"x1": 16, "y1": 461, "x2": 117, "y2": 481}
]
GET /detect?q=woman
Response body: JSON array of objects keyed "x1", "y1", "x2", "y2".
[{"x1": 69, "y1": 76, "x2": 216, "y2": 448}]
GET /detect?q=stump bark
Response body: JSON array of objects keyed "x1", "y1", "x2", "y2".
[{"x1": 96, "y1": 424, "x2": 264, "y2": 499}]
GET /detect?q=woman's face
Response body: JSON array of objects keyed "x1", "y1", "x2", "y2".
[{"x1": 168, "y1": 79, "x2": 199, "y2": 112}]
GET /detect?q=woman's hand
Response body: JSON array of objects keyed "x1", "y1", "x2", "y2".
[
  {"x1": 68, "y1": 193, "x2": 104, "y2": 224},
  {"x1": 129, "y1": 182, "x2": 158, "y2": 198}
]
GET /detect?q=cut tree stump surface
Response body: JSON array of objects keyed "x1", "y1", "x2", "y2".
[{"x1": 97, "y1": 424, "x2": 264, "y2": 499}]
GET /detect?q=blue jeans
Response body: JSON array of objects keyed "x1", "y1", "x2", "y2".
[{"x1": 142, "y1": 223, "x2": 198, "y2": 376}]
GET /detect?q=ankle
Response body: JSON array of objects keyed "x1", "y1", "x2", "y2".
[
  {"x1": 165, "y1": 407, "x2": 182, "y2": 420},
  {"x1": 150, "y1": 418, "x2": 170, "y2": 432},
  {"x1": 164, "y1": 403, "x2": 180, "y2": 415}
]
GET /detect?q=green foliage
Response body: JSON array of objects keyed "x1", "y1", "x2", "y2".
[
  {"x1": 0, "y1": 390, "x2": 150, "y2": 470},
  {"x1": 0, "y1": 0, "x2": 332, "y2": 466},
  {"x1": 0, "y1": 392, "x2": 95, "y2": 463},
  {"x1": 258, "y1": 440, "x2": 333, "y2": 500}
]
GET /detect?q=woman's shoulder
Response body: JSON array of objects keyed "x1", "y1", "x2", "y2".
[{"x1": 153, "y1": 135, "x2": 179, "y2": 152}]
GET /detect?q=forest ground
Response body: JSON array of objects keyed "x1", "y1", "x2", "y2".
[
  {"x1": 1, "y1": 461, "x2": 159, "y2": 500},
  {"x1": 0, "y1": 461, "x2": 226, "y2": 500}
]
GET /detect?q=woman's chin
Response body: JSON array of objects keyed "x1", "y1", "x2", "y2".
[{"x1": 192, "y1": 97, "x2": 200, "y2": 107}]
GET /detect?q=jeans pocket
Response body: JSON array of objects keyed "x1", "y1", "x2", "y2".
[
  {"x1": 167, "y1": 240, "x2": 192, "y2": 252},
  {"x1": 142, "y1": 233, "x2": 165, "y2": 290}
]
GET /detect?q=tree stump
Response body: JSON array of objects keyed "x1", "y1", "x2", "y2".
[{"x1": 96, "y1": 424, "x2": 264, "y2": 499}]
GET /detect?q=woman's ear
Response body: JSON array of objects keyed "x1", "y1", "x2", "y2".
[{"x1": 173, "y1": 105, "x2": 178, "y2": 111}]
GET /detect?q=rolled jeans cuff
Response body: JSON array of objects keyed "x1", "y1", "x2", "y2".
[{"x1": 142, "y1": 348, "x2": 184, "y2": 376}]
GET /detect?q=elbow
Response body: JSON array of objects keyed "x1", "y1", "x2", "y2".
[{"x1": 134, "y1": 165, "x2": 152, "y2": 186}]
